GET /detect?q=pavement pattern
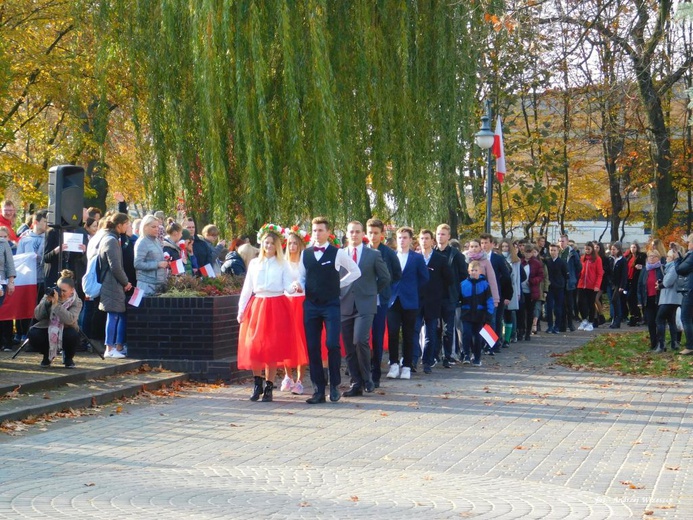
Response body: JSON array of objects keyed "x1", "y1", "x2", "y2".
[{"x1": 1, "y1": 329, "x2": 691, "y2": 519}]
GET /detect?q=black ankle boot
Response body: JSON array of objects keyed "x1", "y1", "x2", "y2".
[
  {"x1": 250, "y1": 376, "x2": 264, "y2": 401},
  {"x1": 261, "y1": 380, "x2": 274, "y2": 402}
]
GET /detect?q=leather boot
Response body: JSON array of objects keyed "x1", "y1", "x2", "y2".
[
  {"x1": 261, "y1": 380, "x2": 274, "y2": 402},
  {"x1": 249, "y1": 376, "x2": 264, "y2": 401}
]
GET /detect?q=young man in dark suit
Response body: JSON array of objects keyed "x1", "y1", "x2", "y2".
[
  {"x1": 416, "y1": 229, "x2": 452, "y2": 374},
  {"x1": 387, "y1": 227, "x2": 429, "y2": 380},
  {"x1": 298, "y1": 217, "x2": 360, "y2": 404},
  {"x1": 340, "y1": 221, "x2": 390, "y2": 397},
  {"x1": 545, "y1": 243, "x2": 569, "y2": 334},
  {"x1": 366, "y1": 218, "x2": 401, "y2": 388}
]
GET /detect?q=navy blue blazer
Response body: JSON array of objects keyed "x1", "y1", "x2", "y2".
[{"x1": 389, "y1": 251, "x2": 429, "y2": 310}]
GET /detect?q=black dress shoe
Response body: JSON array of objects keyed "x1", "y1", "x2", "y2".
[
  {"x1": 329, "y1": 385, "x2": 341, "y2": 402},
  {"x1": 306, "y1": 393, "x2": 326, "y2": 404},
  {"x1": 373, "y1": 381, "x2": 380, "y2": 389},
  {"x1": 364, "y1": 381, "x2": 375, "y2": 393},
  {"x1": 343, "y1": 386, "x2": 363, "y2": 397}
]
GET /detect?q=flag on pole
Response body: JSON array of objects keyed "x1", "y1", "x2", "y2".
[
  {"x1": 0, "y1": 253, "x2": 38, "y2": 320},
  {"x1": 128, "y1": 287, "x2": 144, "y2": 307},
  {"x1": 479, "y1": 323, "x2": 499, "y2": 348},
  {"x1": 199, "y1": 263, "x2": 216, "y2": 278},
  {"x1": 170, "y1": 258, "x2": 185, "y2": 275},
  {"x1": 492, "y1": 115, "x2": 506, "y2": 183}
]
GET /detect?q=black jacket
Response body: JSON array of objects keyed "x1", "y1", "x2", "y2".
[
  {"x1": 546, "y1": 256, "x2": 569, "y2": 290},
  {"x1": 437, "y1": 245, "x2": 468, "y2": 302},
  {"x1": 610, "y1": 256, "x2": 628, "y2": 291},
  {"x1": 418, "y1": 250, "x2": 453, "y2": 319}
]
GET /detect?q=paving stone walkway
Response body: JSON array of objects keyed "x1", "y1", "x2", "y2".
[{"x1": 0, "y1": 327, "x2": 690, "y2": 519}]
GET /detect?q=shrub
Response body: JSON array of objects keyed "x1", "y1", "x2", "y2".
[{"x1": 160, "y1": 274, "x2": 244, "y2": 297}]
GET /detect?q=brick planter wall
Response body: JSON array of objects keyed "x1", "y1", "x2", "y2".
[{"x1": 127, "y1": 294, "x2": 239, "y2": 360}]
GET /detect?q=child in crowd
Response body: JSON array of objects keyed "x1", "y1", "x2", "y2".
[{"x1": 459, "y1": 260, "x2": 494, "y2": 366}]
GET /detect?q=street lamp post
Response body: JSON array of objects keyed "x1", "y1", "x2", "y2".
[{"x1": 475, "y1": 100, "x2": 495, "y2": 234}]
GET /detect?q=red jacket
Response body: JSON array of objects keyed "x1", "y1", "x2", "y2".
[
  {"x1": 578, "y1": 254, "x2": 603, "y2": 291},
  {"x1": 0, "y1": 215, "x2": 18, "y2": 243}
]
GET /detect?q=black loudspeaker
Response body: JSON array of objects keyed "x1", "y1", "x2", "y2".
[{"x1": 48, "y1": 165, "x2": 85, "y2": 228}]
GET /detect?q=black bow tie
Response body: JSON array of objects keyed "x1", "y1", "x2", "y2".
[{"x1": 315, "y1": 247, "x2": 326, "y2": 252}]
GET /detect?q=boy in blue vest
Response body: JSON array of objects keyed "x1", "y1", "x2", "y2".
[{"x1": 459, "y1": 261, "x2": 494, "y2": 366}]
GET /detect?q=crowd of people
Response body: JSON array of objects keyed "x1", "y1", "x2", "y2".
[{"x1": 0, "y1": 198, "x2": 692, "y2": 397}]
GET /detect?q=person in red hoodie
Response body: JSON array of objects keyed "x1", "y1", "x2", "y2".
[{"x1": 577, "y1": 242, "x2": 604, "y2": 332}]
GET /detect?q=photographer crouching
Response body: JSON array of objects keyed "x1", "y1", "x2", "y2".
[{"x1": 29, "y1": 269, "x2": 83, "y2": 368}]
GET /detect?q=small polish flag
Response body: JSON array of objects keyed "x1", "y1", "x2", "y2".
[
  {"x1": 492, "y1": 115, "x2": 506, "y2": 183},
  {"x1": 199, "y1": 263, "x2": 216, "y2": 278},
  {"x1": 170, "y1": 258, "x2": 185, "y2": 275},
  {"x1": 128, "y1": 287, "x2": 144, "y2": 307},
  {"x1": 479, "y1": 324, "x2": 499, "y2": 348}
]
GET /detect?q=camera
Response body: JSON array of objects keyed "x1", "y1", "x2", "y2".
[{"x1": 45, "y1": 286, "x2": 59, "y2": 297}]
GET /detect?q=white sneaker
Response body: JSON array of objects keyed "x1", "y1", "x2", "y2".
[
  {"x1": 387, "y1": 364, "x2": 400, "y2": 379},
  {"x1": 110, "y1": 350, "x2": 126, "y2": 359},
  {"x1": 585, "y1": 323, "x2": 594, "y2": 332},
  {"x1": 577, "y1": 320, "x2": 587, "y2": 331},
  {"x1": 400, "y1": 367, "x2": 411, "y2": 380},
  {"x1": 291, "y1": 380, "x2": 304, "y2": 395},
  {"x1": 280, "y1": 375, "x2": 293, "y2": 392},
  {"x1": 104, "y1": 348, "x2": 113, "y2": 358}
]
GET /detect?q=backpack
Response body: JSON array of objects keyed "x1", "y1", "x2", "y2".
[{"x1": 82, "y1": 237, "x2": 110, "y2": 299}]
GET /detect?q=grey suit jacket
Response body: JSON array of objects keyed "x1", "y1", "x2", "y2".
[{"x1": 340, "y1": 246, "x2": 391, "y2": 316}]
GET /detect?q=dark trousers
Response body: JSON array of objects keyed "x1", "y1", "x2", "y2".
[
  {"x1": 524, "y1": 298, "x2": 539, "y2": 337},
  {"x1": 546, "y1": 286, "x2": 565, "y2": 330},
  {"x1": 656, "y1": 304, "x2": 679, "y2": 349},
  {"x1": 578, "y1": 288, "x2": 597, "y2": 322},
  {"x1": 304, "y1": 298, "x2": 341, "y2": 395},
  {"x1": 492, "y1": 299, "x2": 505, "y2": 345},
  {"x1": 28, "y1": 326, "x2": 80, "y2": 365},
  {"x1": 627, "y1": 280, "x2": 642, "y2": 322},
  {"x1": 370, "y1": 303, "x2": 388, "y2": 384},
  {"x1": 462, "y1": 321, "x2": 483, "y2": 361},
  {"x1": 387, "y1": 298, "x2": 417, "y2": 368},
  {"x1": 416, "y1": 309, "x2": 439, "y2": 368},
  {"x1": 517, "y1": 293, "x2": 529, "y2": 337},
  {"x1": 560, "y1": 289, "x2": 576, "y2": 331},
  {"x1": 681, "y1": 292, "x2": 693, "y2": 350},
  {"x1": 341, "y1": 307, "x2": 375, "y2": 389},
  {"x1": 609, "y1": 286, "x2": 623, "y2": 326},
  {"x1": 438, "y1": 300, "x2": 457, "y2": 359},
  {"x1": 643, "y1": 295, "x2": 658, "y2": 349}
]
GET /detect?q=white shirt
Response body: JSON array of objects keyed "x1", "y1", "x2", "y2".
[
  {"x1": 397, "y1": 251, "x2": 409, "y2": 272},
  {"x1": 238, "y1": 256, "x2": 294, "y2": 316},
  {"x1": 297, "y1": 243, "x2": 361, "y2": 289}
]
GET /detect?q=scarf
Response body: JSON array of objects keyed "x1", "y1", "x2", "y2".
[
  {"x1": 48, "y1": 292, "x2": 77, "y2": 361},
  {"x1": 646, "y1": 261, "x2": 662, "y2": 271},
  {"x1": 466, "y1": 250, "x2": 487, "y2": 262}
]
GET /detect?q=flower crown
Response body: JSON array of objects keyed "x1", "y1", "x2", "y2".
[
  {"x1": 257, "y1": 223, "x2": 287, "y2": 247},
  {"x1": 327, "y1": 233, "x2": 342, "y2": 248},
  {"x1": 284, "y1": 225, "x2": 311, "y2": 245}
]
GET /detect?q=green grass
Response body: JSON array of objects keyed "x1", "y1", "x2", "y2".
[{"x1": 556, "y1": 331, "x2": 693, "y2": 378}]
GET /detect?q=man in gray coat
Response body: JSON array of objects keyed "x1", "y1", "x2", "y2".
[{"x1": 340, "y1": 221, "x2": 391, "y2": 396}]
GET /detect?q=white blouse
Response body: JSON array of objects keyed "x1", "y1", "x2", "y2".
[{"x1": 238, "y1": 257, "x2": 294, "y2": 316}]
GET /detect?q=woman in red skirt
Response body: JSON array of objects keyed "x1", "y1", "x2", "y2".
[
  {"x1": 237, "y1": 228, "x2": 300, "y2": 402},
  {"x1": 280, "y1": 228, "x2": 311, "y2": 394}
]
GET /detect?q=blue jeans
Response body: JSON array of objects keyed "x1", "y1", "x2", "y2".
[
  {"x1": 304, "y1": 298, "x2": 341, "y2": 395},
  {"x1": 681, "y1": 292, "x2": 693, "y2": 350},
  {"x1": 546, "y1": 286, "x2": 564, "y2": 330},
  {"x1": 370, "y1": 303, "x2": 388, "y2": 384},
  {"x1": 416, "y1": 310, "x2": 439, "y2": 368},
  {"x1": 105, "y1": 312, "x2": 127, "y2": 346}
]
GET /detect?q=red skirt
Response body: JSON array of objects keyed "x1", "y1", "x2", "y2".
[
  {"x1": 285, "y1": 296, "x2": 309, "y2": 367},
  {"x1": 238, "y1": 295, "x2": 296, "y2": 369}
]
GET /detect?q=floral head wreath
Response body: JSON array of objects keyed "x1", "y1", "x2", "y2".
[
  {"x1": 257, "y1": 223, "x2": 287, "y2": 247},
  {"x1": 327, "y1": 233, "x2": 342, "y2": 249},
  {"x1": 284, "y1": 225, "x2": 311, "y2": 245}
]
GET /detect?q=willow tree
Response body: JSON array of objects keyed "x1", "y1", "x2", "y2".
[{"x1": 93, "y1": 0, "x2": 488, "y2": 232}]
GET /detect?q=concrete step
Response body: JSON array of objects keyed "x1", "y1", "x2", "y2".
[{"x1": 0, "y1": 366, "x2": 189, "y2": 423}]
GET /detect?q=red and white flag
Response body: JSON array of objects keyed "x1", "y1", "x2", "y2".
[
  {"x1": 199, "y1": 263, "x2": 216, "y2": 278},
  {"x1": 479, "y1": 323, "x2": 499, "y2": 348},
  {"x1": 128, "y1": 287, "x2": 144, "y2": 307},
  {"x1": 0, "y1": 252, "x2": 38, "y2": 320},
  {"x1": 492, "y1": 115, "x2": 506, "y2": 183},
  {"x1": 170, "y1": 258, "x2": 185, "y2": 275}
]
